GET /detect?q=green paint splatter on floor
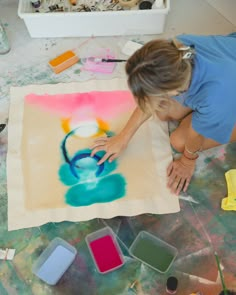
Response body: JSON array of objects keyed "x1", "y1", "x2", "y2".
[{"x1": 74, "y1": 69, "x2": 81, "y2": 74}]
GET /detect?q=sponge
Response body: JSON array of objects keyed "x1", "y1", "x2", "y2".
[{"x1": 49, "y1": 50, "x2": 79, "y2": 74}]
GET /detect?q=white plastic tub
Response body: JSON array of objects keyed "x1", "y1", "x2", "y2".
[{"x1": 18, "y1": 0, "x2": 170, "y2": 38}]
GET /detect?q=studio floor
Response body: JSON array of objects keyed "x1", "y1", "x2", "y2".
[{"x1": 0, "y1": 0, "x2": 236, "y2": 294}]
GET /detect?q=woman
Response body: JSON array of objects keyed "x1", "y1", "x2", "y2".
[{"x1": 91, "y1": 33, "x2": 236, "y2": 195}]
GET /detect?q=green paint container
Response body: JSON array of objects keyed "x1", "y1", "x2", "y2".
[{"x1": 129, "y1": 231, "x2": 178, "y2": 273}]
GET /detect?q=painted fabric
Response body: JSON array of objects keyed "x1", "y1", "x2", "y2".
[{"x1": 7, "y1": 79, "x2": 179, "y2": 230}]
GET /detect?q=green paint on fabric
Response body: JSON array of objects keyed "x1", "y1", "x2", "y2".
[
  {"x1": 131, "y1": 238, "x2": 175, "y2": 272},
  {"x1": 65, "y1": 173, "x2": 126, "y2": 206}
]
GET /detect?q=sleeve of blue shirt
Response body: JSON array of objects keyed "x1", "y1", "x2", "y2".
[
  {"x1": 175, "y1": 33, "x2": 236, "y2": 144},
  {"x1": 191, "y1": 85, "x2": 235, "y2": 144}
]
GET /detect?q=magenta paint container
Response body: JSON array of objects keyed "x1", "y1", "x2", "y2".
[{"x1": 86, "y1": 227, "x2": 125, "y2": 274}]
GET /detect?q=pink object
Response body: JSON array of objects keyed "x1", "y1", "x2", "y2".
[
  {"x1": 82, "y1": 54, "x2": 116, "y2": 74},
  {"x1": 89, "y1": 235, "x2": 124, "y2": 273}
]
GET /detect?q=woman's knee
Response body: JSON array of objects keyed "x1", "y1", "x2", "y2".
[{"x1": 170, "y1": 130, "x2": 185, "y2": 153}]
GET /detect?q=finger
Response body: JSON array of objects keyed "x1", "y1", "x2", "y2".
[
  {"x1": 183, "y1": 178, "x2": 191, "y2": 192},
  {"x1": 170, "y1": 180, "x2": 179, "y2": 194},
  {"x1": 90, "y1": 143, "x2": 104, "y2": 150},
  {"x1": 94, "y1": 136, "x2": 108, "y2": 142},
  {"x1": 97, "y1": 153, "x2": 111, "y2": 165},
  {"x1": 90, "y1": 138, "x2": 108, "y2": 149},
  {"x1": 108, "y1": 154, "x2": 118, "y2": 162},
  {"x1": 90, "y1": 146, "x2": 106, "y2": 157},
  {"x1": 167, "y1": 173, "x2": 178, "y2": 188},
  {"x1": 176, "y1": 179, "x2": 185, "y2": 195},
  {"x1": 167, "y1": 162, "x2": 174, "y2": 176}
]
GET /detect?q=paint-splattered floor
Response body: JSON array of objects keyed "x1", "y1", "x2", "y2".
[{"x1": 0, "y1": 0, "x2": 236, "y2": 294}]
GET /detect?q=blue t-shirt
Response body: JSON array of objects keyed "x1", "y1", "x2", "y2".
[{"x1": 174, "y1": 33, "x2": 236, "y2": 144}]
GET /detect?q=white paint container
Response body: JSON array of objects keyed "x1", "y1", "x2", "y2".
[{"x1": 18, "y1": 0, "x2": 170, "y2": 38}]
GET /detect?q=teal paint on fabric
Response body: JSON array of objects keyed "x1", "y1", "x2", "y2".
[
  {"x1": 65, "y1": 174, "x2": 126, "y2": 206},
  {"x1": 58, "y1": 164, "x2": 79, "y2": 186},
  {"x1": 59, "y1": 148, "x2": 118, "y2": 185}
]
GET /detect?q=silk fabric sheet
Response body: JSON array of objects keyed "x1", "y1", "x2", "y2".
[{"x1": 7, "y1": 79, "x2": 180, "y2": 230}]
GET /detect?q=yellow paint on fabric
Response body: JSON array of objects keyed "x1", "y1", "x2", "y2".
[
  {"x1": 61, "y1": 117, "x2": 110, "y2": 137},
  {"x1": 61, "y1": 118, "x2": 70, "y2": 133}
]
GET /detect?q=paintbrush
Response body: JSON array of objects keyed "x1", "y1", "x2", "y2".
[
  {"x1": 214, "y1": 252, "x2": 228, "y2": 295},
  {"x1": 96, "y1": 58, "x2": 127, "y2": 63},
  {"x1": 86, "y1": 57, "x2": 127, "y2": 63}
]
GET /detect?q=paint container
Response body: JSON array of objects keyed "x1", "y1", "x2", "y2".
[
  {"x1": 32, "y1": 237, "x2": 77, "y2": 285},
  {"x1": 129, "y1": 231, "x2": 178, "y2": 273},
  {"x1": 81, "y1": 55, "x2": 116, "y2": 74},
  {"x1": 139, "y1": 0, "x2": 155, "y2": 10},
  {"x1": 166, "y1": 276, "x2": 178, "y2": 294},
  {"x1": 152, "y1": 0, "x2": 165, "y2": 9},
  {"x1": 30, "y1": 0, "x2": 41, "y2": 9},
  {"x1": 48, "y1": 50, "x2": 79, "y2": 74},
  {"x1": 0, "y1": 21, "x2": 10, "y2": 55},
  {"x1": 86, "y1": 227, "x2": 125, "y2": 274}
]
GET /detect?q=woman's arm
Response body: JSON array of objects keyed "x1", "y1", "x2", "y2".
[
  {"x1": 184, "y1": 124, "x2": 204, "y2": 158},
  {"x1": 90, "y1": 106, "x2": 150, "y2": 164}
]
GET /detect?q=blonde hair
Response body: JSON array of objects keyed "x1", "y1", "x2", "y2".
[{"x1": 125, "y1": 38, "x2": 194, "y2": 114}]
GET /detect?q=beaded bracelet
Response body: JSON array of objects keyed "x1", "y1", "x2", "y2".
[
  {"x1": 183, "y1": 152, "x2": 199, "y2": 160},
  {"x1": 184, "y1": 145, "x2": 201, "y2": 157}
]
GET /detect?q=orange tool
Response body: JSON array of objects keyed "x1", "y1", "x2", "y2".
[{"x1": 48, "y1": 50, "x2": 79, "y2": 74}]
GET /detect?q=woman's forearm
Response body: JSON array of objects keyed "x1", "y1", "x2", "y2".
[
  {"x1": 120, "y1": 106, "x2": 151, "y2": 142},
  {"x1": 183, "y1": 123, "x2": 204, "y2": 159}
]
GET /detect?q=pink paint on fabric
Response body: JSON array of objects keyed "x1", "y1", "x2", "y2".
[
  {"x1": 89, "y1": 235, "x2": 123, "y2": 273},
  {"x1": 25, "y1": 91, "x2": 135, "y2": 120}
]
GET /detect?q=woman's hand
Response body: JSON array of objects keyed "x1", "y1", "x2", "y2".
[
  {"x1": 167, "y1": 155, "x2": 196, "y2": 195},
  {"x1": 90, "y1": 134, "x2": 129, "y2": 165}
]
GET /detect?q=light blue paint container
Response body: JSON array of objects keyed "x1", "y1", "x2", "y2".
[{"x1": 32, "y1": 237, "x2": 77, "y2": 285}]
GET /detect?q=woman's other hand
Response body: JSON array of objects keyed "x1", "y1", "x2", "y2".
[{"x1": 167, "y1": 155, "x2": 196, "y2": 195}]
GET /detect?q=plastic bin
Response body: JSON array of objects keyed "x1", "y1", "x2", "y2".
[
  {"x1": 129, "y1": 231, "x2": 178, "y2": 273},
  {"x1": 18, "y1": 0, "x2": 170, "y2": 38},
  {"x1": 86, "y1": 227, "x2": 125, "y2": 274},
  {"x1": 32, "y1": 237, "x2": 77, "y2": 285}
]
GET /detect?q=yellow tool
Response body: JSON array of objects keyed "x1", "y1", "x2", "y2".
[{"x1": 221, "y1": 169, "x2": 236, "y2": 211}]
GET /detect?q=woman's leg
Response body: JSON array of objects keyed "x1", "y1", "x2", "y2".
[{"x1": 170, "y1": 113, "x2": 236, "y2": 152}]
